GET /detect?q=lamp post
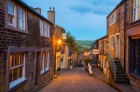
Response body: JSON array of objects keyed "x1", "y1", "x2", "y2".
[
  {"x1": 84, "y1": 52, "x2": 88, "y2": 59},
  {"x1": 54, "y1": 38, "x2": 62, "y2": 75}
]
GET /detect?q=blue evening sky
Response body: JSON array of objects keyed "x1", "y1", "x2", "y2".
[{"x1": 22, "y1": 0, "x2": 121, "y2": 40}]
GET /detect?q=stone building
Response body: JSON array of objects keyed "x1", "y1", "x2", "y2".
[
  {"x1": 97, "y1": 35, "x2": 108, "y2": 74},
  {"x1": 0, "y1": 0, "x2": 54, "y2": 92},
  {"x1": 107, "y1": 1, "x2": 124, "y2": 66},
  {"x1": 125, "y1": 0, "x2": 140, "y2": 90}
]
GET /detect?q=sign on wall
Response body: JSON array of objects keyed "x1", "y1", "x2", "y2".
[
  {"x1": 62, "y1": 33, "x2": 67, "y2": 40},
  {"x1": 93, "y1": 49, "x2": 100, "y2": 54}
]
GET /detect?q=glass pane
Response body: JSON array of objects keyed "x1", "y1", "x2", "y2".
[
  {"x1": 19, "y1": 66, "x2": 23, "y2": 78},
  {"x1": 8, "y1": 14, "x2": 13, "y2": 24},
  {"x1": 13, "y1": 68, "x2": 18, "y2": 81},
  {"x1": 19, "y1": 19, "x2": 23, "y2": 29},
  {"x1": 15, "y1": 54, "x2": 19, "y2": 66},
  {"x1": 9, "y1": 69, "x2": 13, "y2": 82},
  {"x1": 136, "y1": 0, "x2": 139, "y2": 7},
  {"x1": 18, "y1": 8, "x2": 23, "y2": 19},
  {"x1": 136, "y1": 8, "x2": 139, "y2": 20},
  {"x1": 8, "y1": 2, "x2": 14, "y2": 15},
  {"x1": 20, "y1": 53, "x2": 24, "y2": 65},
  {"x1": 10, "y1": 55, "x2": 14, "y2": 68}
]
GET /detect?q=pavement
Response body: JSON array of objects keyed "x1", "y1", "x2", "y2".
[{"x1": 38, "y1": 67, "x2": 119, "y2": 92}]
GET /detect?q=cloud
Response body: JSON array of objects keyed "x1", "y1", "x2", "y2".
[
  {"x1": 70, "y1": 6, "x2": 92, "y2": 14},
  {"x1": 70, "y1": 0, "x2": 122, "y2": 15}
]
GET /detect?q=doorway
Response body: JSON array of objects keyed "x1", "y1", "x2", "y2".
[{"x1": 116, "y1": 35, "x2": 120, "y2": 58}]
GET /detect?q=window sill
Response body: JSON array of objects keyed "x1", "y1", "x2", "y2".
[
  {"x1": 8, "y1": 78, "x2": 28, "y2": 92},
  {"x1": 130, "y1": 19, "x2": 140, "y2": 26},
  {"x1": 129, "y1": 73, "x2": 140, "y2": 81},
  {"x1": 6, "y1": 25, "x2": 28, "y2": 34},
  {"x1": 40, "y1": 69, "x2": 50, "y2": 76}
]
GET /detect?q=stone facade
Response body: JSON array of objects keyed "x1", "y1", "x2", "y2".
[
  {"x1": 97, "y1": 36, "x2": 107, "y2": 73},
  {"x1": 0, "y1": 0, "x2": 54, "y2": 92},
  {"x1": 125, "y1": 0, "x2": 140, "y2": 90},
  {"x1": 107, "y1": 1, "x2": 125, "y2": 66}
]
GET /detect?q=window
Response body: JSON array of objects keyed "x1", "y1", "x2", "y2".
[
  {"x1": 130, "y1": 39, "x2": 140, "y2": 76},
  {"x1": 108, "y1": 11, "x2": 116, "y2": 26},
  {"x1": 133, "y1": 0, "x2": 140, "y2": 21},
  {"x1": 9, "y1": 53, "x2": 26, "y2": 88},
  {"x1": 40, "y1": 20, "x2": 50, "y2": 37},
  {"x1": 8, "y1": 1, "x2": 16, "y2": 27},
  {"x1": 110, "y1": 36, "x2": 114, "y2": 49},
  {"x1": 104, "y1": 40, "x2": 108, "y2": 50},
  {"x1": 40, "y1": 20, "x2": 44, "y2": 35},
  {"x1": 18, "y1": 7, "x2": 25, "y2": 30},
  {"x1": 40, "y1": 51, "x2": 50, "y2": 74}
]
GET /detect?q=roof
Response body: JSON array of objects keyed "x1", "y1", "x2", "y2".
[
  {"x1": 107, "y1": 0, "x2": 124, "y2": 18},
  {"x1": 97, "y1": 35, "x2": 107, "y2": 41},
  {"x1": 17, "y1": 0, "x2": 54, "y2": 25}
]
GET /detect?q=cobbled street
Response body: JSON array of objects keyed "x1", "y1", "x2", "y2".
[{"x1": 39, "y1": 68, "x2": 118, "y2": 92}]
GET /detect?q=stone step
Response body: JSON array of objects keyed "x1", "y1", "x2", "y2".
[
  {"x1": 116, "y1": 74, "x2": 126, "y2": 77},
  {"x1": 115, "y1": 79, "x2": 129, "y2": 83}
]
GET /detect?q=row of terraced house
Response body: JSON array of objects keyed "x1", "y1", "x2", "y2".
[
  {"x1": 0, "y1": 0, "x2": 77, "y2": 92},
  {"x1": 96, "y1": 0, "x2": 140, "y2": 90}
]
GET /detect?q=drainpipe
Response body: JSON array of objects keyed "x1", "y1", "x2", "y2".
[{"x1": 124, "y1": 0, "x2": 126, "y2": 71}]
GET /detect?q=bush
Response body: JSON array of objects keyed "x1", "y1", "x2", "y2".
[{"x1": 84, "y1": 58, "x2": 92, "y2": 66}]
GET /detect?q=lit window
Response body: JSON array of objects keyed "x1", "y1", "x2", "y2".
[
  {"x1": 8, "y1": 1, "x2": 16, "y2": 27},
  {"x1": 133, "y1": 0, "x2": 140, "y2": 21},
  {"x1": 9, "y1": 53, "x2": 26, "y2": 88},
  {"x1": 18, "y1": 8, "x2": 25, "y2": 30},
  {"x1": 40, "y1": 51, "x2": 50, "y2": 74}
]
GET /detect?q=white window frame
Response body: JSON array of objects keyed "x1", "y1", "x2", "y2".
[
  {"x1": 18, "y1": 7, "x2": 25, "y2": 30},
  {"x1": 104, "y1": 39, "x2": 108, "y2": 50},
  {"x1": 40, "y1": 19, "x2": 51, "y2": 37},
  {"x1": 47, "y1": 25, "x2": 50, "y2": 37},
  {"x1": 7, "y1": 1, "x2": 17, "y2": 27},
  {"x1": 109, "y1": 36, "x2": 115, "y2": 49},
  {"x1": 133, "y1": 0, "x2": 140, "y2": 21},
  {"x1": 40, "y1": 20, "x2": 44, "y2": 35},
  {"x1": 9, "y1": 53, "x2": 26, "y2": 88},
  {"x1": 40, "y1": 51, "x2": 50, "y2": 74},
  {"x1": 108, "y1": 11, "x2": 116, "y2": 26}
]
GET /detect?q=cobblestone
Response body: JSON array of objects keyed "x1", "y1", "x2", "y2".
[{"x1": 39, "y1": 67, "x2": 118, "y2": 92}]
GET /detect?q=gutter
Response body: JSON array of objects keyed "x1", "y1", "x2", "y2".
[{"x1": 124, "y1": 0, "x2": 126, "y2": 71}]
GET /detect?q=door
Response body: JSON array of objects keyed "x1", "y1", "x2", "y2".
[{"x1": 116, "y1": 35, "x2": 120, "y2": 58}]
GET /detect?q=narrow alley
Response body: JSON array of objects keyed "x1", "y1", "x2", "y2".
[{"x1": 39, "y1": 68, "x2": 118, "y2": 92}]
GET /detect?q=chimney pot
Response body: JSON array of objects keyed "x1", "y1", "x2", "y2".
[
  {"x1": 53, "y1": 7, "x2": 55, "y2": 11},
  {"x1": 50, "y1": 7, "x2": 51, "y2": 11}
]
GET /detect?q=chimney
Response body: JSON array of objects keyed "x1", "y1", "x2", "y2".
[
  {"x1": 34, "y1": 7, "x2": 41, "y2": 14},
  {"x1": 48, "y1": 7, "x2": 55, "y2": 23}
]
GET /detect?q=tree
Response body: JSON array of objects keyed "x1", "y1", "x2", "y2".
[{"x1": 65, "y1": 31, "x2": 78, "y2": 52}]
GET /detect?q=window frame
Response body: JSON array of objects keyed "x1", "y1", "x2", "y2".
[
  {"x1": 133, "y1": 0, "x2": 140, "y2": 21},
  {"x1": 7, "y1": 47, "x2": 36, "y2": 90},
  {"x1": 40, "y1": 50, "x2": 50, "y2": 74},
  {"x1": 40, "y1": 19, "x2": 51, "y2": 37},
  {"x1": 9, "y1": 53, "x2": 26, "y2": 88},
  {"x1": 6, "y1": 0, "x2": 28, "y2": 33},
  {"x1": 108, "y1": 11, "x2": 116, "y2": 26},
  {"x1": 109, "y1": 36, "x2": 115, "y2": 49},
  {"x1": 18, "y1": 7, "x2": 26, "y2": 30},
  {"x1": 7, "y1": 1, "x2": 17, "y2": 27}
]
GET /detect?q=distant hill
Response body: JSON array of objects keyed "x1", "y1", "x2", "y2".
[{"x1": 76, "y1": 40, "x2": 94, "y2": 52}]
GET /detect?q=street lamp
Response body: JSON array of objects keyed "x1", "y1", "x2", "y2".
[{"x1": 58, "y1": 39, "x2": 62, "y2": 45}]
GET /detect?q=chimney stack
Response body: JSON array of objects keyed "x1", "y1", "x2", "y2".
[{"x1": 48, "y1": 7, "x2": 55, "y2": 23}]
